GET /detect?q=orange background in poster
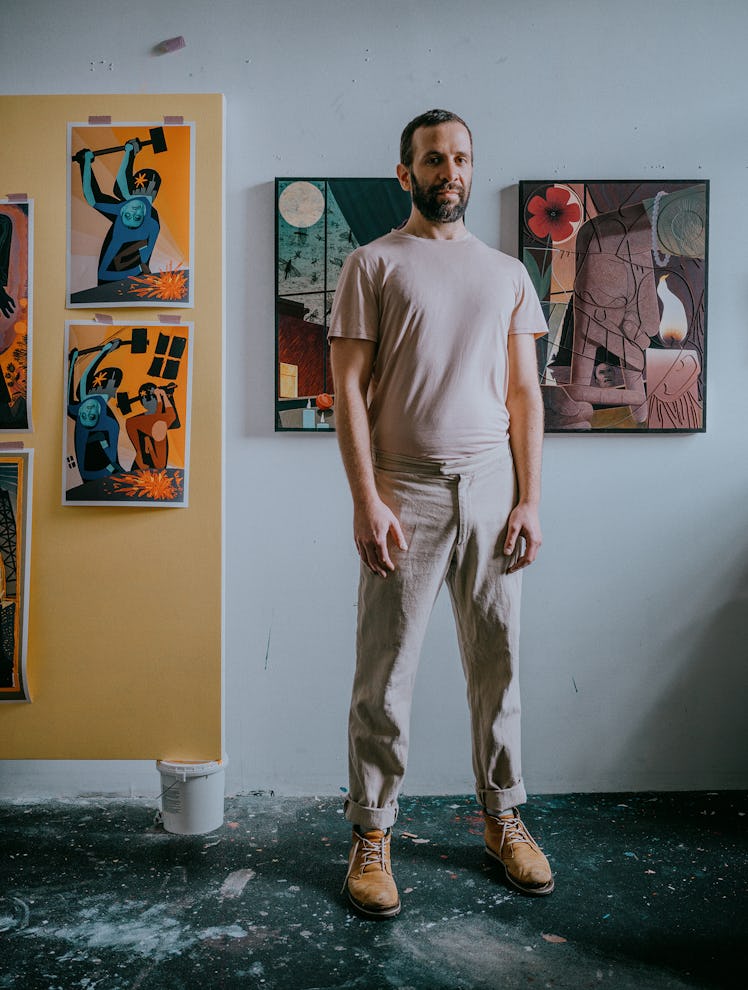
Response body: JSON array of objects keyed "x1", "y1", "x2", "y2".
[
  {"x1": 0, "y1": 95, "x2": 223, "y2": 760},
  {"x1": 69, "y1": 124, "x2": 192, "y2": 292}
]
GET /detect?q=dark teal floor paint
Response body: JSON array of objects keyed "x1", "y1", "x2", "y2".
[{"x1": 1, "y1": 791, "x2": 745, "y2": 989}]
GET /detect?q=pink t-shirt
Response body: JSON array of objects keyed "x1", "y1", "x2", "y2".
[{"x1": 328, "y1": 230, "x2": 547, "y2": 460}]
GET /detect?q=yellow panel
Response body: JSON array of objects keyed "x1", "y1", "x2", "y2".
[
  {"x1": 0, "y1": 95, "x2": 223, "y2": 760},
  {"x1": 279, "y1": 362, "x2": 298, "y2": 399}
]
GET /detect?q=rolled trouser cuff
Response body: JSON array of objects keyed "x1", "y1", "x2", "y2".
[
  {"x1": 479, "y1": 780, "x2": 527, "y2": 817},
  {"x1": 344, "y1": 796, "x2": 399, "y2": 831}
]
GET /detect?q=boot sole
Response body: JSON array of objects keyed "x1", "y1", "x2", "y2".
[
  {"x1": 485, "y1": 845, "x2": 555, "y2": 896},
  {"x1": 347, "y1": 890, "x2": 402, "y2": 919}
]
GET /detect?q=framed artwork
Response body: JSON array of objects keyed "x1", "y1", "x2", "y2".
[
  {"x1": 0, "y1": 450, "x2": 33, "y2": 703},
  {"x1": 68, "y1": 122, "x2": 194, "y2": 307},
  {"x1": 0, "y1": 199, "x2": 32, "y2": 430},
  {"x1": 275, "y1": 177, "x2": 411, "y2": 431},
  {"x1": 64, "y1": 321, "x2": 193, "y2": 506},
  {"x1": 519, "y1": 180, "x2": 708, "y2": 433}
]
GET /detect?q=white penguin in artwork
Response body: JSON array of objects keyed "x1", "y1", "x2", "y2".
[{"x1": 657, "y1": 274, "x2": 688, "y2": 344}]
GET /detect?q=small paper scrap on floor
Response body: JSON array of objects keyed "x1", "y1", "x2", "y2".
[{"x1": 542, "y1": 934, "x2": 568, "y2": 944}]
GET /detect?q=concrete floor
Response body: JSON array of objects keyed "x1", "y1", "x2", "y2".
[{"x1": 1, "y1": 791, "x2": 745, "y2": 990}]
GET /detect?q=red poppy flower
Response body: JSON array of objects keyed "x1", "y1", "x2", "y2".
[{"x1": 527, "y1": 187, "x2": 581, "y2": 242}]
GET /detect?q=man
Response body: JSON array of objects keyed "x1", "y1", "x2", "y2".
[{"x1": 329, "y1": 109, "x2": 553, "y2": 919}]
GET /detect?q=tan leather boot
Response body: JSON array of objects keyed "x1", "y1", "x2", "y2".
[
  {"x1": 342, "y1": 828, "x2": 401, "y2": 918},
  {"x1": 485, "y1": 809, "x2": 554, "y2": 895}
]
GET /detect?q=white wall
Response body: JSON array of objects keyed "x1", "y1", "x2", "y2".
[{"x1": 1, "y1": 0, "x2": 746, "y2": 800}]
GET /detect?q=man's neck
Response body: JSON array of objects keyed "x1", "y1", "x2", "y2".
[{"x1": 400, "y1": 209, "x2": 469, "y2": 241}]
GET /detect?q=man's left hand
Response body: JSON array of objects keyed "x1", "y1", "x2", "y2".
[{"x1": 504, "y1": 502, "x2": 542, "y2": 573}]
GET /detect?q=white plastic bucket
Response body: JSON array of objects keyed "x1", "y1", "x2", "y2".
[{"x1": 156, "y1": 757, "x2": 227, "y2": 835}]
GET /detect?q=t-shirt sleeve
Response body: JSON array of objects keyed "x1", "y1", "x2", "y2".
[
  {"x1": 327, "y1": 250, "x2": 379, "y2": 342},
  {"x1": 509, "y1": 264, "x2": 548, "y2": 337}
]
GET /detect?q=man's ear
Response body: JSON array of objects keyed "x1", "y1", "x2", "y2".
[{"x1": 396, "y1": 163, "x2": 411, "y2": 193}]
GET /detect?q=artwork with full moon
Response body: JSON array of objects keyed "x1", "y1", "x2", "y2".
[
  {"x1": 275, "y1": 178, "x2": 410, "y2": 431},
  {"x1": 519, "y1": 180, "x2": 708, "y2": 432}
]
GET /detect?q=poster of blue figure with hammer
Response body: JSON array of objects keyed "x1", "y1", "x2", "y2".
[
  {"x1": 64, "y1": 322, "x2": 192, "y2": 506},
  {"x1": 68, "y1": 123, "x2": 194, "y2": 307}
]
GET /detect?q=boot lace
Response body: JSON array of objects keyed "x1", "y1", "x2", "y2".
[
  {"x1": 341, "y1": 832, "x2": 388, "y2": 892},
  {"x1": 498, "y1": 814, "x2": 539, "y2": 857}
]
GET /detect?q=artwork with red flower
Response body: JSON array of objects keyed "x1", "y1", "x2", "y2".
[{"x1": 519, "y1": 180, "x2": 709, "y2": 434}]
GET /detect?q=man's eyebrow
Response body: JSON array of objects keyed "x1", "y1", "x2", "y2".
[{"x1": 419, "y1": 147, "x2": 472, "y2": 157}]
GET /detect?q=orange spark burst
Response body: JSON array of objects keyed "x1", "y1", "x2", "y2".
[
  {"x1": 111, "y1": 469, "x2": 184, "y2": 501},
  {"x1": 130, "y1": 264, "x2": 188, "y2": 301},
  {"x1": 92, "y1": 371, "x2": 108, "y2": 388},
  {"x1": 134, "y1": 172, "x2": 148, "y2": 189}
]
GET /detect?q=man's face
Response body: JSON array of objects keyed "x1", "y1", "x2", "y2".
[{"x1": 405, "y1": 122, "x2": 473, "y2": 224}]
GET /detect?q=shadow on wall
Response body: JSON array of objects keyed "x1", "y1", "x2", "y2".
[
  {"x1": 241, "y1": 181, "x2": 277, "y2": 439},
  {"x1": 499, "y1": 184, "x2": 519, "y2": 256},
  {"x1": 604, "y1": 558, "x2": 748, "y2": 789},
  {"x1": 520, "y1": 477, "x2": 748, "y2": 794}
]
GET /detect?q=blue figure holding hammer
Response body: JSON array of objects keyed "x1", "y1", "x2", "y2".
[{"x1": 73, "y1": 127, "x2": 165, "y2": 286}]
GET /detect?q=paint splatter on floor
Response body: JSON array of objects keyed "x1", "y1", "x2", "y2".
[
  {"x1": 1, "y1": 792, "x2": 745, "y2": 989},
  {"x1": 219, "y1": 868, "x2": 256, "y2": 899}
]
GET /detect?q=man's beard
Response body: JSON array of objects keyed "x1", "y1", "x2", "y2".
[{"x1": 410, "y1": 171, "x2": 470, "y2": 223}]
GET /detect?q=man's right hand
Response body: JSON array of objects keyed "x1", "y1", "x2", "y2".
[{"x1": 353, "y1": 497, "x2": 408, "y2": 578}]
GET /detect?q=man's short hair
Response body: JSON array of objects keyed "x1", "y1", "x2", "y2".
[{"x1": 399, "y1": 109, "x2": 473, "y2": 168}]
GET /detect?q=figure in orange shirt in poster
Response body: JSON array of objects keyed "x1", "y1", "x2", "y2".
[{"x1": 126, "y1": 383, "x2": 179, "y2": 472}]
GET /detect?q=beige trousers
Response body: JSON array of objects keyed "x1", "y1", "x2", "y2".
[{"x1": 346, "y1": 443, "x2": 527, "y2": 830}]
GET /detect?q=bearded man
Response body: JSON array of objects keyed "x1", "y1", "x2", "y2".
[{"x1": 329, "y1": 109, "x2": 553, "y2": 918}]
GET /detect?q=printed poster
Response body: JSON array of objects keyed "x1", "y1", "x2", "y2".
[
  {"x1": 68, "y1": 122, "x2": 194, "y2": 307},
  {"x1": 0, "y1": 199, "x2": 33, "y2": 430},
  {"x1": 0, "y1": 450, "x2": 33, "y2": 703},
  {"x1": 64, "y1": 322, "x2": 192, "y2": 506}
]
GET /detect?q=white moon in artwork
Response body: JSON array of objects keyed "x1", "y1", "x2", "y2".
[{"x1": 279, "y1": 181, "x2": 325, "y2": 228}]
